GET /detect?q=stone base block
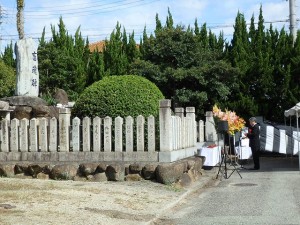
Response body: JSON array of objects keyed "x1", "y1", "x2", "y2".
[{"x1": 158, "y1": 147, "x2": 197, "y2": 162}]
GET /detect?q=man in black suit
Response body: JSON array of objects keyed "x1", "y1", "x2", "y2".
[{"x1": 245, "y1": 117, "x2": 260, "y2": 170}]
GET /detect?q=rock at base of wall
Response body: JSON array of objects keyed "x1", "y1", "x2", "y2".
[
  {"x1": 129, "y1": 163, "x2": 143, "y2": 174},
  {"x1": 155, "y1": 162, "x2": 187, "y2": 184},
  {"x1": 36, "y1": 172, "x2": 49, "y2": 180},
  {"x1": 125, "y1": 174, "x2": 142, "y2": 181},
  {"x1": 92, "y1": 173, "x2": 107, "y2": 182},
  {"x1": 79, "y1": 163, "x2": 99, "y2": 176},
  {"x1": 106, "y1": 164, "x2": 125, "y2": 181},
  {"x1": 0, "y1": 164, "x2": 15, "y2": 177},
  {"x1": 50, "y1": 164, "x2": 78, "y2": 180},
  {"x1": 142, "y1": 164, "x2": 157, "y2": 180},
  {"x1": 0, "y1": 157, "x2": 204, "y2": 186}
]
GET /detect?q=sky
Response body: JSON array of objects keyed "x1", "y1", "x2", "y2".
[{"x1": 0, "y1": 0, "x2": 297, "y2": 53}]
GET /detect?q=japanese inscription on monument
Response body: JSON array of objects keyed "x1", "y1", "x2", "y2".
[{"x1": 15, "y1": 38, "x2": 39, "y2": 96}]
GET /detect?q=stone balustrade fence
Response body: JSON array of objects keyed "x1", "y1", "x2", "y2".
[{"x1": 0, "y1": 99, "x2": 206, "y2": 163}]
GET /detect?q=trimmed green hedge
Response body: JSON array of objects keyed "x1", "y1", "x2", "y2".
[{"x1": 72, "y1": 75, "x2": 164, "y2": 118}]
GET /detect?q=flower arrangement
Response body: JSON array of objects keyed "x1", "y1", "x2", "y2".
[{"x1": 212, "y1": 104, "x2": 246, "y2": 135}]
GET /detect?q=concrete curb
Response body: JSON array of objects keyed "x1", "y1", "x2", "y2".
[{"x1": 146, "y1": 168, "x2": 219, "y2": 225}]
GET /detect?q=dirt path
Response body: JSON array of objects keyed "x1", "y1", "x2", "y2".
[{"x1": 0, "y1": 177, "x2": 184, "y2": 225}]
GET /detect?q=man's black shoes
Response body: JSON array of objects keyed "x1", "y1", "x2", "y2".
[{"x1": 248, "y1": 167, "x2": 259, "y2": 170}]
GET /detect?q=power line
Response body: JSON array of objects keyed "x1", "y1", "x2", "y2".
[
  {"x1": 0, "y1": 19, "x2": 291, "y2": 43},
  {"x1": 25, "y1": 0, "x2": 146, "y2": 13},
  {"x1": 3, "y1": 0, "x2": 160, "y2": 18},
  {"x1": 0, "y1": 1, "x2": 295, "y2": 47}
]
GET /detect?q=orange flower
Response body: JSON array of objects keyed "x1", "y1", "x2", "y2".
[{"x1": 212, "y1": 104, "x2": 246, "y2": 135}]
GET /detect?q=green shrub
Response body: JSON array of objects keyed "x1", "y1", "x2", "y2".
[
  {"x1": 72, "y1": 75, "x2": 164, "y2": 118},
  {"x1": 0, "y1": 60, "x2": 15, "y2": 98}
]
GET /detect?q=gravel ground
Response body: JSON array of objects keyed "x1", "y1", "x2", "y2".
[{"x1": 0, "y1": 170, "x2": 216, "y2": 225}]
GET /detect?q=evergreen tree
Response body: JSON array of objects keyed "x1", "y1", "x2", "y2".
[
  {"x1": 133, "y1": 10, "x2": 235, "y2": 119},
  {"x1": 166, "y1": 8, "x2": 174, "y2": 29},
  {"x1": 155, "y1": 13, "x2": 162, "y2": 32},
  {"x1": 1, "y1": 42, "x2": 15, "y2": 68},
  {"x1": 103, "y1": 22, "x2": 128, "y2": 75},
  {"x1": 38, "y1": 17, "x2": 101, "y2": 100}
]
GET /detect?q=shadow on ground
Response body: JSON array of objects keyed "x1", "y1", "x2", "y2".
[{"x1": 240, "y1": 153, "x2": 299, "y2": 172}]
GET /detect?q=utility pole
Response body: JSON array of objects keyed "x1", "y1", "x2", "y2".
[{"x1": 289, "y1": 0, "x2": 297, "y2": 43}]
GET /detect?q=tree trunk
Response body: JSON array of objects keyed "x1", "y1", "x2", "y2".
[{"x1": 16, "y1": 0, "x2": 25, "y2": 39}]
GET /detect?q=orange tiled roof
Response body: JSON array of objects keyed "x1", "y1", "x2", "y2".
[
  {"x1": 89, "y1": 40, "x2": 105, "y2": 52},
  {"x1": 89, "y1": 40, "x2": 140, "y2": 53}
]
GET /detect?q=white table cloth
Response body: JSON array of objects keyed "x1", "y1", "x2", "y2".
[
  {"x1": 235, "y1": 146, "x2": 252, "y2": 159},
  {"x1": 200, "y1": 146, "x2": 221, "y2": 166},
  {"x1": 235, "y1": 138, "x2": 252, "y2": 159}
]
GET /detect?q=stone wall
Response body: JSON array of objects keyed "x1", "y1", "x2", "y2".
[{"x1": 0, "y1": 156, "x2": 204, "y2": 185}]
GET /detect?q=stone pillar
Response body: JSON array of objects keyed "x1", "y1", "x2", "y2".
[
  {"x1": 0, "y1": 120, "x2": 9, "y2": 152},
  {"x1": 174, "y1": 108, "x2": 184, "y2": 150},
  {"x1": 182, "y1": 117, "x2": 187, "y2": 148},
  {"x1": 29, "y1": 118, "x2": 38, "y2": 152},
  {"x1": 199, "y1": 120, "x2": 204, "y2": 143},
  {"x1": 104, "y1": 116, "x2": 112, "y2": 152},
  {"x1": 72, "y1": 117, "x2": 81, "y2": 152},
  {"x1": 49, "y1": 117, "x2": 57, "y2": 152},
  {"x1": 159, "y1": 99, "x2": 173, "y2": 151},
  {"x1": 147, "y1": 115, "x2": 155, "y2": 152},
  {"x1": 136, "y1": 115, "x2": 145, "y2": 151},
  {"x1": 187, "y1": 117, "x2": 193, "y2": 147},
  {"x1": 0, "y1": 110, "x2": 11, "y2": 120},
  {"x1": 114, "y1": 116, "x2": 123, "y2": 152},
  {"x1": 59, "y1": 108, "x2": 71, "y2": 152},
  {"x1": 39, "y1": 118, "x2": 48, "y2": 152},
  {"x1": 93, "y1": 117, "x2": 102, "y2": 152},
  {"x1": 15, "y1": 38, "x2": 39, "y2": 96},
  {"x1": 125, "y1": 116, "x2": 134, "y2": 152},
  {"x1": 178, "y1": 117, "x2": 182, "y2": 149},
  {"x1": 10, "y1": 119, "x2": 19, "y2": 152},
  {"x1": 175, "y1": 107, "x2": 184, "y2": 119},
  {"x1": 20, "y1": 118, "x2": 29, "y2": 152},
  {"x1": 205, "y1": 111, "x2": 217, "y2": 142},
  {"x1": 82, "y1": 117, "x2": 91, "y2": 152},
  {"x1": 186, "y1": 107, "x2": 197, "y2": 146},
  {"x1": 172, "y1": 116, "x2": 177, "y2": 150}
]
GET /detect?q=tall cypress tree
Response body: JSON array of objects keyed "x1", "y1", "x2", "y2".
[
  {"x1": 38, "y1": 17, "x2": 100, "y2": 100},
  {"x1": 1, "y1": 42, "x2": 15, "y2": 68},
  {"x1": 103, "y1": 22, "x2": 128, "y2": 75}
]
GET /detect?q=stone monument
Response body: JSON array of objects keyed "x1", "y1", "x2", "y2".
[{"x1": 15, "y1": 38, "x2": 39, "y2": 97}]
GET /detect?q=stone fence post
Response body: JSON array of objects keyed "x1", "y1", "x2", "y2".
[
  {"x1": 59, "y1": 108, "x2": 71, "y2": 152},
  {"x1": 0, "y1": 120, "x2": 9, "y2": 152},
  {"x1": 199, "y1": 120, "x2": 204, "y2": 143},
  {"x1": 205, "y1": 111, "x2": 217, "y2": 142},
  {"x1": 159, "y1": 99, "x2": 173, "y2": 151},
  {"x1": 186, "y1": 107, "x2": 197, "y2": 146},
  {"x1": 175, "y1": 107, "x2": 184, "y2": 119}
]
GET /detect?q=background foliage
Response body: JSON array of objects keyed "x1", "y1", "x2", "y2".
[
  {"x1": 0, "y1": 60, "x2": 15, "y2": 98},
  {"x1": 1, "y1": 7, "x2": 300, "y2": 123}
]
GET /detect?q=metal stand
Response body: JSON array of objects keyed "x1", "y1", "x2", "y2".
[{"x1": 216, "y1": 133, "x2": 242, "y2": 180}]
